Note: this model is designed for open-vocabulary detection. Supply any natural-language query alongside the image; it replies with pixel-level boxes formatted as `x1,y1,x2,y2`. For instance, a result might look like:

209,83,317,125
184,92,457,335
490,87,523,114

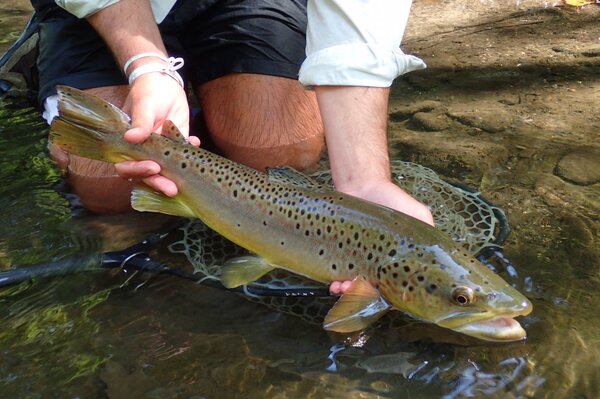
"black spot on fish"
404,266,410,273
181,162,187,169
319,249,324,256
250,194,256,200
392,272,398,278
348,263,355,270
408,286,414,292
402,281,408,287
164,150,170,156
388,249,396,257
408,244,415,249
417,275,424,282
332,264,337,270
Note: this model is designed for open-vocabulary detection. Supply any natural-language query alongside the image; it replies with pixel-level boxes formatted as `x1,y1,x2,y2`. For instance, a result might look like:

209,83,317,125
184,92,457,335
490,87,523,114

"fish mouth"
452,316,527,342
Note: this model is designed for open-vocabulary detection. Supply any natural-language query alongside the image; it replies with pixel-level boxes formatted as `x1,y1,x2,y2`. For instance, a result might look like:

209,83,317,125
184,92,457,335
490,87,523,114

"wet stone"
446,109,514,133
409,111,452,132
555,150,600,186
389,100,445,121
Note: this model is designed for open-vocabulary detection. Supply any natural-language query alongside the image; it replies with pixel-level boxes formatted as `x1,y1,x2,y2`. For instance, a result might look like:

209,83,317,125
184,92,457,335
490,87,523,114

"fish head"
377,243,532,342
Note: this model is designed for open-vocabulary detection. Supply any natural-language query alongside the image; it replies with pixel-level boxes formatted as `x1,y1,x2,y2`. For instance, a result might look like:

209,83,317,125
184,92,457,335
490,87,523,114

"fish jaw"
453,316,527,342
437,298,532,342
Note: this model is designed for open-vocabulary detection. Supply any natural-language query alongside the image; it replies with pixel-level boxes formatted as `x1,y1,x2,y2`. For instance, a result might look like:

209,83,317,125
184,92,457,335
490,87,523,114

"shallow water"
1,1,599,398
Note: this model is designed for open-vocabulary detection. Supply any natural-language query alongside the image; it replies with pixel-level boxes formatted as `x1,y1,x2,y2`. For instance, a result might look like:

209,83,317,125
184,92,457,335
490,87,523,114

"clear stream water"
1,1,599,398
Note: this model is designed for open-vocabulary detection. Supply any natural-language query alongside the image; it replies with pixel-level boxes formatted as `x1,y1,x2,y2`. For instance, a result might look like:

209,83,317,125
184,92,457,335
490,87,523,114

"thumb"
124,102,157,144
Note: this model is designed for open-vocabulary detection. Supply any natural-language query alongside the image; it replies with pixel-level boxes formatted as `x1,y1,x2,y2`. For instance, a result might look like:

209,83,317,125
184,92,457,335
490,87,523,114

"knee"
64,155,134,214
197,73,324,172
210,133,325,172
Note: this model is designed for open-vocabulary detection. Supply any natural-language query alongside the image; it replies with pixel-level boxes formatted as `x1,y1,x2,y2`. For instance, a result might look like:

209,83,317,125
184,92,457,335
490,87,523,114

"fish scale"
49,86,532,342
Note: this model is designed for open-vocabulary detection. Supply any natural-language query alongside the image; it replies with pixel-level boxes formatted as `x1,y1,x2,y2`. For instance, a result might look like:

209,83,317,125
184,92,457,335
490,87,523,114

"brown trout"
50,86,532,342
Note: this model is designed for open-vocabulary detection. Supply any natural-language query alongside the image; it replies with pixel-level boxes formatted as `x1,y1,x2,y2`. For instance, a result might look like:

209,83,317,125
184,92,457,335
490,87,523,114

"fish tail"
49,86,132,163
49,117,127,163
54,85,131,133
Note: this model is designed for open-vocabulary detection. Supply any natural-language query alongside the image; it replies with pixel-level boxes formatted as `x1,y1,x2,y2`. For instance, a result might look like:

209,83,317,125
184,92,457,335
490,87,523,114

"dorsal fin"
267,166,325,190
161,120,187,143
56,85,130,133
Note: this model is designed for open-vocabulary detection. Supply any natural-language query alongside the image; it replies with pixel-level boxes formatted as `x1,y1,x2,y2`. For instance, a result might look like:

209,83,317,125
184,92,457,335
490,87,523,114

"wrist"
126,55,185,88
123,52,168,75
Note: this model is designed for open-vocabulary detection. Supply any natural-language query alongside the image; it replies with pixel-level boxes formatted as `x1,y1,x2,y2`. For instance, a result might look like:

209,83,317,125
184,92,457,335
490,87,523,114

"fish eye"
452,286,475,306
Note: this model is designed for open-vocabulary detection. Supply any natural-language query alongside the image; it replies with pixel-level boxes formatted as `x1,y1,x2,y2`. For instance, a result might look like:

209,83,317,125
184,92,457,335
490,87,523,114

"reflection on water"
1,0,600,398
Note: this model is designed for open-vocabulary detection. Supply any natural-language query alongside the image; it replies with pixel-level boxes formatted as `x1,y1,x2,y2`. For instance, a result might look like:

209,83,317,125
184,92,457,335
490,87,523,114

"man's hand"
338,178,434,226
86,0,200,197
114,72,200,196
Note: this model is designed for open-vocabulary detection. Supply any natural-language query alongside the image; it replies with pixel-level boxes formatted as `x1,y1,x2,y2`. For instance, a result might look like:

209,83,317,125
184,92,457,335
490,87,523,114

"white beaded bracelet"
123,52,168,75
127,57,185,88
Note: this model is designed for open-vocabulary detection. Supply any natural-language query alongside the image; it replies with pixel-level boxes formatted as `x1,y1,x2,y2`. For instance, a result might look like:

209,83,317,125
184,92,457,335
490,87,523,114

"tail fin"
55,85,130,134
49,117,117,162
49,86,133,163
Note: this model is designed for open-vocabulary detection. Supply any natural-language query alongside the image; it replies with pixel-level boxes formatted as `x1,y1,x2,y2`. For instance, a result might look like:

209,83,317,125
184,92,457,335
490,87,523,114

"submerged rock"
409,111,452,131
389,100,445,121
555,150,600,186
390,131,509,179
446,108,515,133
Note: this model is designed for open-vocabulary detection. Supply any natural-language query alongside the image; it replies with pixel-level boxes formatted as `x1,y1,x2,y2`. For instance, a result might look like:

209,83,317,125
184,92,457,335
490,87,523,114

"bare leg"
196,73,324,172
49,85,135,214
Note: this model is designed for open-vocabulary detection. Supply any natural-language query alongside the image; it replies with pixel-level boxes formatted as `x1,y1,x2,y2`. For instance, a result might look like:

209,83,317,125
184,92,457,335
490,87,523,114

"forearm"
316,85,435,226
87,0,167,73
315,86,391,190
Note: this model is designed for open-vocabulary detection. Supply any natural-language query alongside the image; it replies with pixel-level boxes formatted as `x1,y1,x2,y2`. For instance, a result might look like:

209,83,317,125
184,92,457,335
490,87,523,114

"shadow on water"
1,0,600,398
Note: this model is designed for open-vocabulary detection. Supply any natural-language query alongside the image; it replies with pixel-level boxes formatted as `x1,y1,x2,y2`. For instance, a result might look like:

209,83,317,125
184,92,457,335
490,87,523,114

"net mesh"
168,161,508,325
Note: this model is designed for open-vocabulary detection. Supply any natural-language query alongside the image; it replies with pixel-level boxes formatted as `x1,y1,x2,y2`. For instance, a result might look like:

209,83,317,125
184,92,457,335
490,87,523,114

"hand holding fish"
115,72,201,196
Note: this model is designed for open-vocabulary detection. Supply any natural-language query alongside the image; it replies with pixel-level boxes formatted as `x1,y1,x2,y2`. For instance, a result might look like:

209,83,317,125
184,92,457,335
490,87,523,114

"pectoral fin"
131,186,196,218
221,256,275,288
323,276,391,333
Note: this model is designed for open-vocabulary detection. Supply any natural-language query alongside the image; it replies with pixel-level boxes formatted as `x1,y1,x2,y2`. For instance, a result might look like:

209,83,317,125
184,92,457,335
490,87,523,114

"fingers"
125,97,157,144
329,280,354,296
115,160,161,178
142,174,178,197
187,135,201,147
115,161,179,196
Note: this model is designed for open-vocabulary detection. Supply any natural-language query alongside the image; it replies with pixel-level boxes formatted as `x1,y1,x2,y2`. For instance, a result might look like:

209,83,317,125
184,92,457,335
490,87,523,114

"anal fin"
131,186,196,218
